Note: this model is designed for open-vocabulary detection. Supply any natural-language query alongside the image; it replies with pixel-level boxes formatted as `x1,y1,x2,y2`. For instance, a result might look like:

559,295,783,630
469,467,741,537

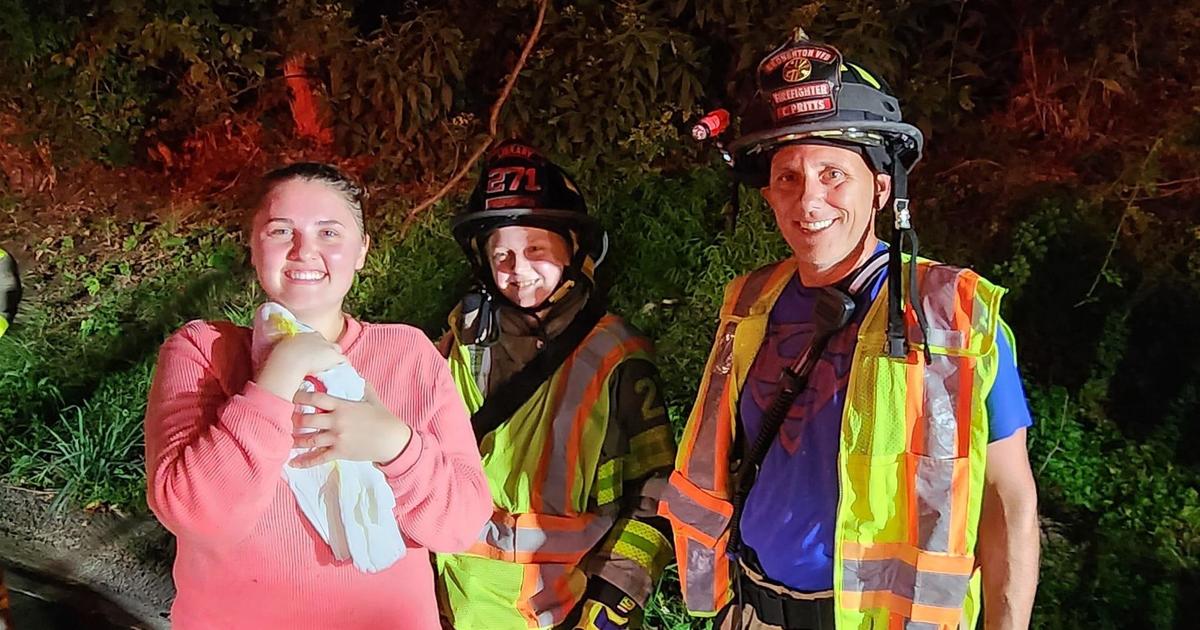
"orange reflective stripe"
905,358,924,545
681,536,731,613
659,473,733,543
681,322,736,490
515,564,581,628
953,271,977,456
564,336,651,509
467,511,615,564
534,316,645,515
731,262,793,317
722,274,751,317
841,542,974,574
684,261,790,490
840,590,962,626
672,262,796,615
948,458,970,556
951,273,978,557
713,383,734,492
518,564,542,627
843,556,972,609
531,353,579,514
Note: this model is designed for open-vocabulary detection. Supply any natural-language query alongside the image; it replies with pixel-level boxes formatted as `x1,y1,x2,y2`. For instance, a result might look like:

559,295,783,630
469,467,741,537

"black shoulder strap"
470,298,607,443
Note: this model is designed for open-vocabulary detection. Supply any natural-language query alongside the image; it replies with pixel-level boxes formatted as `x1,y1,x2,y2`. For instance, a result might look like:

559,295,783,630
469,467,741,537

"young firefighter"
436,141,676,630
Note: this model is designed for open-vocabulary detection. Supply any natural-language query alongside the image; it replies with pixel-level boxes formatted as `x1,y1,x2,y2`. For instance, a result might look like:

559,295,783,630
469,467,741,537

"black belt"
738,576,835,630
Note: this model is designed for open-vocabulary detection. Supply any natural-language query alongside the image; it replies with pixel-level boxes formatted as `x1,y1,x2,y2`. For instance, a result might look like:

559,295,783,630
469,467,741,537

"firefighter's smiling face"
761,143,891,278
486,226,572,309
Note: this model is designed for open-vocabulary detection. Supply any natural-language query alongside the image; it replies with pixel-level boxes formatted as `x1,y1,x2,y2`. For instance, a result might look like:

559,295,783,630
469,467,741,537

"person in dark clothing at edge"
435,140,677,630
659,29,1040,630
1,246,21,630
0,247,18,338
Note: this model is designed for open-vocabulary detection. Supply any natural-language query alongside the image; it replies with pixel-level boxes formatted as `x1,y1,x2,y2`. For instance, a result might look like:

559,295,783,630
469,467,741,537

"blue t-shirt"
738,268,1032,592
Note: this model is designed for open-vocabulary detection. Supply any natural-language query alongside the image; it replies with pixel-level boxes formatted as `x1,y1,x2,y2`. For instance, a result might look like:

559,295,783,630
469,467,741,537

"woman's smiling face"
250,178,369,319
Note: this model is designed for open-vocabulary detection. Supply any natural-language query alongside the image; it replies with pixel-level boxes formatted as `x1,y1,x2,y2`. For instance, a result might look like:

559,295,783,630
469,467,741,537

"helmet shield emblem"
757,42,843,125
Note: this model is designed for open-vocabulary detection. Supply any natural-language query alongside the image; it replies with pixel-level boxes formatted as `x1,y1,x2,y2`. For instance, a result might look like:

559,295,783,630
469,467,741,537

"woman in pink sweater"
144,163,492,629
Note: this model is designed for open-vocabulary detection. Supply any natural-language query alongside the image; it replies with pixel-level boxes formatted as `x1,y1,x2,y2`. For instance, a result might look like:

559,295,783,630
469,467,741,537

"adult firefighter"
436,140,676,630
659,30,1039,630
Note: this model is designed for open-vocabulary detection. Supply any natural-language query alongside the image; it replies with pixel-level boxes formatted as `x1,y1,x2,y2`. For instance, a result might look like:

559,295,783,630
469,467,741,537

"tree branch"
401,0,549,233
1075,138,1162,307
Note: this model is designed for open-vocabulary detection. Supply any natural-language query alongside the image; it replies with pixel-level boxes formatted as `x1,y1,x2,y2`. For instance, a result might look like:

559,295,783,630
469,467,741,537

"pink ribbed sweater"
144,317,492,629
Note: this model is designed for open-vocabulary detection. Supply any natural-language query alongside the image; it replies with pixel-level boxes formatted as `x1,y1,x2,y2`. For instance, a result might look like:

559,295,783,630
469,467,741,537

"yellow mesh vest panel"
834,261,1004,630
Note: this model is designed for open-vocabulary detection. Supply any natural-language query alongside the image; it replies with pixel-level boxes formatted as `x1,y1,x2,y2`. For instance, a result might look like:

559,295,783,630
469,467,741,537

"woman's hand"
289,383,414,467
255,332,347,400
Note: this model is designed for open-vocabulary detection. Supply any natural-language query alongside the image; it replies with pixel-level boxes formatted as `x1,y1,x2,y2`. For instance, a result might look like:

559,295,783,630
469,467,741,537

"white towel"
251,302,407,573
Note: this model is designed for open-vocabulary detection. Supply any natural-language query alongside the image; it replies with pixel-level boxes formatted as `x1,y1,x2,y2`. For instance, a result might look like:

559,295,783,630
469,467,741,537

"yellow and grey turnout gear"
0,247,19,338
436,304,676,629
660,257,1007,629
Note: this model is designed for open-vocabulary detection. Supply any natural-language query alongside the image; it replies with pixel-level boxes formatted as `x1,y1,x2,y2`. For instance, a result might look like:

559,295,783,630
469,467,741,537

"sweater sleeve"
144,321,296,546
377,334,492,553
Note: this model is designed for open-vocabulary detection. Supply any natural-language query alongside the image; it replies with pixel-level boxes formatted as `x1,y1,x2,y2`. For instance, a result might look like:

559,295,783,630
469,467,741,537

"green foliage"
0,0,1000,171
1,0,277,164
281,3,478,175
0,210,255,506
499,0,708,170
348,204,470,332
997,192,1200,628
25,363,153,511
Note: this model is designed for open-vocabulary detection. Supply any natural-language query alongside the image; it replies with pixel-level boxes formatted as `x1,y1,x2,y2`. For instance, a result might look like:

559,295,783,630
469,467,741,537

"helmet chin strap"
885,160,933,364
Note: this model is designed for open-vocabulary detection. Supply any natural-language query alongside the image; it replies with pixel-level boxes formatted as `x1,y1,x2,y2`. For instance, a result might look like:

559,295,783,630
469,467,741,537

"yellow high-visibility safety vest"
659,257,1005,629
438,314,667,629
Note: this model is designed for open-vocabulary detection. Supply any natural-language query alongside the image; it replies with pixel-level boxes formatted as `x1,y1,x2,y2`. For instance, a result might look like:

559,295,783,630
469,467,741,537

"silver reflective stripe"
689,323,736,491
843,558,969,608
541,319,631,514
905,622,942,630
921,355,960,459
660,482,730,540
475,346,491,394
913,327,964,350
686,263,786,490
914,265,969,351
913,570,971,609
685,537,717,612
844,557,914,600
915,455,956,553
476,512,615,559
972,292,991,337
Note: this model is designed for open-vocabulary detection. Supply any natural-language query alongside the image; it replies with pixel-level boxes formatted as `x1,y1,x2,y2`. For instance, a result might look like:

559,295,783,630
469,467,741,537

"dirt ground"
0,485,173,629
